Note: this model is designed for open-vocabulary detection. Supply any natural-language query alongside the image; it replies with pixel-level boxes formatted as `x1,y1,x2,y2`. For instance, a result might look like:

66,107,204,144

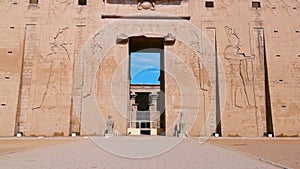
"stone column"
129,93,137,128
149,93,158,128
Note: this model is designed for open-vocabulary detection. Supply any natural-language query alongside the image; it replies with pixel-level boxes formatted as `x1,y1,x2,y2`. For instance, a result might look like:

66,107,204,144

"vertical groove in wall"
161,39,165,135
205,27,217,136
14,27,27,135
215,29,222,136
251,27,260,137
15,25,37,136
263,30,274,135
70,25,86,135
69,98,74,136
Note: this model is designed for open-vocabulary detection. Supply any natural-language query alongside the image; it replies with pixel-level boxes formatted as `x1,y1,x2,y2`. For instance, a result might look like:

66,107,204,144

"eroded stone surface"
0,0,299,137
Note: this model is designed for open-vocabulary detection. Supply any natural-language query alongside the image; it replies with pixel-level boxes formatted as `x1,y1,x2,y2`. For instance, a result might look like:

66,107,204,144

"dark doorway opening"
135,92,151,131
141,130,151,135
136,92,150,111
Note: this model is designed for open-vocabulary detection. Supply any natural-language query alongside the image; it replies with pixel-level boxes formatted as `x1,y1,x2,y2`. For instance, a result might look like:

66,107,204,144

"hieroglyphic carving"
265,0,294,16
82,33,104,98
197,57,208,91
17,25,38,134
33,27,70,109
182,31,205,89
49,0,71,18
0,0,16,13
210,0,234,16
48,27,70,60
224,26,254,109
189,29,202,56
279,0,293,16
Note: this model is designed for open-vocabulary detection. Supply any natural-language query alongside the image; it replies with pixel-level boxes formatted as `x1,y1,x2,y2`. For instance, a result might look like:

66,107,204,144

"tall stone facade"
0,0,299,137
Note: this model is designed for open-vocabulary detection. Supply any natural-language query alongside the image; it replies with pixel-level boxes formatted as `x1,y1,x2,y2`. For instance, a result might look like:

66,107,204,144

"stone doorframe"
73,14,226,136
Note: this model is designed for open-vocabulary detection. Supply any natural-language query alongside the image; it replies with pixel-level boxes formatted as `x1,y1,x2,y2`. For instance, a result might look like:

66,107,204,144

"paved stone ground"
0,137,284,169
208,138,299,169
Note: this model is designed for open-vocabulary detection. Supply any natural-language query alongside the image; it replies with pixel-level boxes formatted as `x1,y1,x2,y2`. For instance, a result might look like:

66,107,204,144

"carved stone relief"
33,27,71,110
49,0,71,18
223,26,254,109
137,0,155,10
74,18,221,136
0,0,16,13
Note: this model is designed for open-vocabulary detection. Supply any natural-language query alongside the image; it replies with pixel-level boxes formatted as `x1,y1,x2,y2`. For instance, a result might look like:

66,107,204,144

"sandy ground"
0,137,76,154
208,138,300,169
0,137,278,169
0,137,299,168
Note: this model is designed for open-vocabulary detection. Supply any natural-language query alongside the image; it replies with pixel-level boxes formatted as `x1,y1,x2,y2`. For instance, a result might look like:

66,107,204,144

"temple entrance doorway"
127,36,165,136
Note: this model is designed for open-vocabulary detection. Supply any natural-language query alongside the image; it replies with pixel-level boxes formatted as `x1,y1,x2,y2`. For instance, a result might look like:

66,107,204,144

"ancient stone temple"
0,0,299,137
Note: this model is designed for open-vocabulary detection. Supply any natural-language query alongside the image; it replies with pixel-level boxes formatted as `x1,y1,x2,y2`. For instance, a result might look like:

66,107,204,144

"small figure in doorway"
178,112,185,135
106,115,114,135
174,112,187,137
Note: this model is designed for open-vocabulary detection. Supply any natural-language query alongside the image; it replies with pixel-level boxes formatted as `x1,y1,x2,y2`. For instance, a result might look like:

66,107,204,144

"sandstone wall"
0,0,299,137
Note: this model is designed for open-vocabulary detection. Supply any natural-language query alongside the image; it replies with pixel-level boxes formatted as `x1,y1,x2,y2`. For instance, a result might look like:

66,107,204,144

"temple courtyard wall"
0,0,299,137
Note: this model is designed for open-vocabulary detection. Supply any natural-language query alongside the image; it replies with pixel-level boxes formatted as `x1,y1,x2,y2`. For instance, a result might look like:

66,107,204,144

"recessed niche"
5,76,10,80
8,51,13,54
278,79,284,82
281,105,287,108
271,6,276,9
205,1,214,8
273,30,278,33
0,103,6,107
298,55,300,57
9,26,15,29
252,1,261,8
276,54,280,57
29,0,38,4
295,30,300,33
293,7,297,10
76,24,86,27
78,0,87,5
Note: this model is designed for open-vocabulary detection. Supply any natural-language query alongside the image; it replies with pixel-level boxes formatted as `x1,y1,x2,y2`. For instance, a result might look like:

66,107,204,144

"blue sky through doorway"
130,52,160,84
